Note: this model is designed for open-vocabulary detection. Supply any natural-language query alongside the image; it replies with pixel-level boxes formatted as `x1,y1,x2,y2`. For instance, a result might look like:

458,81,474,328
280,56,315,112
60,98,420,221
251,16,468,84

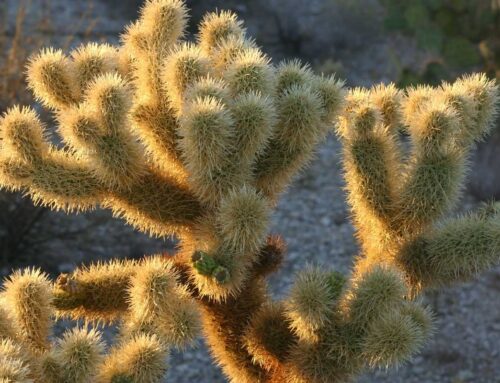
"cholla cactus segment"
70,43,121,93
230,92,276,164
38,353,65,383
198,10,245,55
0,355,32,383
1,268,52,352
0,106,48,165
398,206,500,290
26,48,79,109
285,266,338,342
153,295,200,348
1,0,499,382
128,257,179,321
98,333,169,383
406,101,459,151
454,73,499,140
210,35,257,75
243,302,295,372
162,43,210,113
216,186,270,256
274,60,314,96
138,0,187,52
0,339,32,383
127,257,201,348
254,84,326,198
344,266,407,331
52,259,137,323
52,327,105,383
0,306,16,341
369,83,403,130
178,95,238,205
0,338,29,365
362,309,428,368
224,48,274,96
313,74,346,123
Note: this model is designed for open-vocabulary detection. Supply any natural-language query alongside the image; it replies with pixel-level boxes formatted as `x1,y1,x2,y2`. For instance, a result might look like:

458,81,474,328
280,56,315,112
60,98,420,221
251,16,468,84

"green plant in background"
382,0,500,86
0,0,499,382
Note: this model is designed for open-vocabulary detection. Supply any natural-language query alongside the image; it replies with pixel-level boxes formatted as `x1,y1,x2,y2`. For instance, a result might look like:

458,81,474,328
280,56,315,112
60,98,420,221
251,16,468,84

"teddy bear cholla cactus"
339,79,500,292
0,0,499,382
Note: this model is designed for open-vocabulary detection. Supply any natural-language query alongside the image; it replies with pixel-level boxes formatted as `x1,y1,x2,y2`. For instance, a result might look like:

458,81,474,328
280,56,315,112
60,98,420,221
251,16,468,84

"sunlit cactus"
337,75,500,294
0,0,499,382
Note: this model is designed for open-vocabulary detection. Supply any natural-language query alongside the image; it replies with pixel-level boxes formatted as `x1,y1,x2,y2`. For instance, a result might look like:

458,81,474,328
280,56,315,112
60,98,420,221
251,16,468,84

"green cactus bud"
192,251,218,276
212,266,230,284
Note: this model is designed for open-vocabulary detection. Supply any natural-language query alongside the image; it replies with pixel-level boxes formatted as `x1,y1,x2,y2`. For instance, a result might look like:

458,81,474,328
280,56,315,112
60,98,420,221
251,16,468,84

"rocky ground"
1,0,499,382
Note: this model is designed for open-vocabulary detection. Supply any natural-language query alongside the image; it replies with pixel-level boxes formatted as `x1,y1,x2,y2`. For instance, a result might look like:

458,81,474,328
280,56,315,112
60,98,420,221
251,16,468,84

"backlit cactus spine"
0,1,499,382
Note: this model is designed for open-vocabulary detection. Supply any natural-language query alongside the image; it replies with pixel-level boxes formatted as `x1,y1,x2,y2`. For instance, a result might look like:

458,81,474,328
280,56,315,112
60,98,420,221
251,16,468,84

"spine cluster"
0,261,195,382
0,1,499,382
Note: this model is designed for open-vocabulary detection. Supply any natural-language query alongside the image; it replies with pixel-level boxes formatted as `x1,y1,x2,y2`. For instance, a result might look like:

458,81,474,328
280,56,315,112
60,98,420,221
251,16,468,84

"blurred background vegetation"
380,0,500,201
382,0,499,86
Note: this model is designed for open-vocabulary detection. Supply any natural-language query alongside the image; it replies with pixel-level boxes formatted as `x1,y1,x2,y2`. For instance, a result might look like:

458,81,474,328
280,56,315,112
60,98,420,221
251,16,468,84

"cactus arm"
254,82,326,199
123,0,188,176
50,328,104,383
104,169,203,237
397,204,500,292
96,333,169,383
0,110,202,236
392,76,499,236
52,260,138,323
253,65,344,201
336,87,402,257
0,269,53,353
391,92,466,236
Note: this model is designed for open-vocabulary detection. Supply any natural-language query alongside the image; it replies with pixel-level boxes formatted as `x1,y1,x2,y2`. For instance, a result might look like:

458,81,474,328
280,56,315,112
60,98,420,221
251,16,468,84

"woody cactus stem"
0,1,499,382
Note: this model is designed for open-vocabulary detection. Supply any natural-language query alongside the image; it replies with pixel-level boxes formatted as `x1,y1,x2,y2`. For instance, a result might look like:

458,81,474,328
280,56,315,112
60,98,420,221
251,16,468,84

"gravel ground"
3,1,500,382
